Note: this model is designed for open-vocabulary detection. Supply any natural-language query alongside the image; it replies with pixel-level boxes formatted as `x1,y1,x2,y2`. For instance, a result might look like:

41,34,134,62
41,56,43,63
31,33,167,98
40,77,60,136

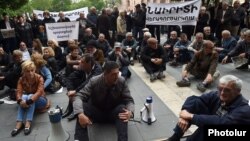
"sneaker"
150,74,157,82
169,61,179,67
176,79,191,87
157,71,166,79
0,100,4,104
197,82,207,92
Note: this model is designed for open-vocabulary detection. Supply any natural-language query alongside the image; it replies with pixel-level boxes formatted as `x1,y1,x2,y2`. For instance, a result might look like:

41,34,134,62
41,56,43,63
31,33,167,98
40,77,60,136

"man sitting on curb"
163,75,250,141
176,40,219,92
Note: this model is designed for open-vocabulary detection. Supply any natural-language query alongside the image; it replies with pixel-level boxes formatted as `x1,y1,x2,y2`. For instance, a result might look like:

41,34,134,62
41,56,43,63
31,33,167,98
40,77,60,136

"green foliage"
0,0,29,10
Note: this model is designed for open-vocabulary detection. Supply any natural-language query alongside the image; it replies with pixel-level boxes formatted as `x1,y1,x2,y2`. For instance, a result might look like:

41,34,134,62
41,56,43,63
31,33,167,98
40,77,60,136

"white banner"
146,0,201,25
33,7,88,21
45,21,79,42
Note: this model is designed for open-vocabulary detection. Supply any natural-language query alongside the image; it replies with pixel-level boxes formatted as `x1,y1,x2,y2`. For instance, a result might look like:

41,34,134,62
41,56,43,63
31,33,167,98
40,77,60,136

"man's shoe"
130,60,134,65
0,100,4,104
197,82,207,92
24,126,32,135
176,79,191,87
67,113,76,121
157,72,166,79
150,74,157,82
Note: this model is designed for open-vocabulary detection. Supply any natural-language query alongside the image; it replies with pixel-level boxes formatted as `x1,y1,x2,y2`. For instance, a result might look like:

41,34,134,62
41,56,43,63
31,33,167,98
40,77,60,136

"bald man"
141,37,166,82
176,40,219,92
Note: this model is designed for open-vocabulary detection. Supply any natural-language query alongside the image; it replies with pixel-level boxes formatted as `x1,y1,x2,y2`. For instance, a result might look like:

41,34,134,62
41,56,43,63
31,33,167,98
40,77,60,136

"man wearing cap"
141,37,166,82
108,42,131,80
122,32,138,65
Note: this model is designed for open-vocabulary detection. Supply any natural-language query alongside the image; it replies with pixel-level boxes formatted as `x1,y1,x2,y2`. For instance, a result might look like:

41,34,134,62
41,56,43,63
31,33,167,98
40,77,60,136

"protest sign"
45,21,79,41
0,29,15,38
146,0,201,25
33,7,88,21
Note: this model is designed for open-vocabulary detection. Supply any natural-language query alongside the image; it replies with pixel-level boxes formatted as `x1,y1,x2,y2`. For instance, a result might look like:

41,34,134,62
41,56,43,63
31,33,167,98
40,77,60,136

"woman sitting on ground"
11,60,49,136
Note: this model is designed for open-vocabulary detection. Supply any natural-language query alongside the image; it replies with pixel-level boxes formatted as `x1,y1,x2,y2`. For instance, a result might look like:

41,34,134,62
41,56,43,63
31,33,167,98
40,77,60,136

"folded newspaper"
231,56,248,69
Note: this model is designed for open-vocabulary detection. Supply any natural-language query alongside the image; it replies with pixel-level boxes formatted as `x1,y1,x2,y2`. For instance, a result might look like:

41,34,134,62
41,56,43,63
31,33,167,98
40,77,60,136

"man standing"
73,61,135,141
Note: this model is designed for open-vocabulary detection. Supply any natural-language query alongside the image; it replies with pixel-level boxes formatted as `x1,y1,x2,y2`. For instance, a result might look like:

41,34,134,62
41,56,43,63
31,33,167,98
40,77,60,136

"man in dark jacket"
164,75,250,141
108,42,131,80
176,40,219,92
141,37,166,82
63,53,103,120
73,61,134,141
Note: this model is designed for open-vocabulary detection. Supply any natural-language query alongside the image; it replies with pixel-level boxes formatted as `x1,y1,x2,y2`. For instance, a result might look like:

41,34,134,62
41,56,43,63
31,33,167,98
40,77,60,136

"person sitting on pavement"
96,33,112,58
222,29,250,70
65,45,81,77
137,31,152,62
108,42,131,80
187,32,205,59
163,75,250,141
62,53,103,121
169,33,191,66
79,28,97,52
0,46,11,71
122,32,138,65
11,60,50,137
176,40,219,92
31,53,54,92
73,61,135,141
0,50,24,100
203,26,218,45
215,30,237,62
141,37,166,82
19,42,31,61
163,31,179,62
85,39,105,66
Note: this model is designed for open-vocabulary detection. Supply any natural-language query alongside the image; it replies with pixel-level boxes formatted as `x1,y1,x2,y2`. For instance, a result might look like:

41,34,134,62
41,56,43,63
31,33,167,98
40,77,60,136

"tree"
0,0,29,10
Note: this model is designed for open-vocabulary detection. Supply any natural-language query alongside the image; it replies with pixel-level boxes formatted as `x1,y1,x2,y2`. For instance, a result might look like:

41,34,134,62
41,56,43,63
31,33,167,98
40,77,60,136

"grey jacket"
73,74,135,115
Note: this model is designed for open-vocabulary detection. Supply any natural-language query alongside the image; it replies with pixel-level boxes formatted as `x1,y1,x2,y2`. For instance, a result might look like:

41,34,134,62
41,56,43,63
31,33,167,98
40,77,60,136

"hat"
114,42,122,48
86,40,97,48
135,4,141,8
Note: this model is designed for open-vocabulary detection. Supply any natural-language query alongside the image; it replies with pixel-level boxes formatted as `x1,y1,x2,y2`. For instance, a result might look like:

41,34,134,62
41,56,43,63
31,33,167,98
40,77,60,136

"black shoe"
130,60,134,65
0,100,4,104
157,72,166,79
176,79,191,87
197,82,207,92
11,123,24,137
150,74,157,82
62,110,71,118
169,61,179,67
67,113,76,121
24,126,32,135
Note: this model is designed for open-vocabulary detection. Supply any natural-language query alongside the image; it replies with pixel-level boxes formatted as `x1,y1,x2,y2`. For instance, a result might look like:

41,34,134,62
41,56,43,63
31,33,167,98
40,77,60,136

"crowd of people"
0,1,250,141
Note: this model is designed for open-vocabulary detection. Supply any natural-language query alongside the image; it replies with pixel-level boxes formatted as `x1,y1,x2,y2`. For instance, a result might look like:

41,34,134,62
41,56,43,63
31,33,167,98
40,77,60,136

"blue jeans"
16,94,47,122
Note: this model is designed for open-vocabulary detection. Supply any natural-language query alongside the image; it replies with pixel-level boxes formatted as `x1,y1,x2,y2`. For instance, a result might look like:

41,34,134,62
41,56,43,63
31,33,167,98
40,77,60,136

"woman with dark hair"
32,38,43,55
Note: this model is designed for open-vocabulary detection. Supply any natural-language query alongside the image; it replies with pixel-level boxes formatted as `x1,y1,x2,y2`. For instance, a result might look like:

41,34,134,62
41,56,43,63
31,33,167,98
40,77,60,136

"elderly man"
62,53,103,120
215,30,237,62
222,29,250,69
176,40,219,92
163,31,179,62
122,32,138,65
73,61,135,141
108,42,131,80
187,32,205,58
141,37,166,82
164,75,250,141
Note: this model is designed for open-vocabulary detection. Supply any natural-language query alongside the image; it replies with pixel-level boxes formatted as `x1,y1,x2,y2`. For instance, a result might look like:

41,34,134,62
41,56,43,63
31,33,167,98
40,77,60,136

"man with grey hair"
163,31,179,62
222,29,250,69
122,32,138,65
164,75,250,141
